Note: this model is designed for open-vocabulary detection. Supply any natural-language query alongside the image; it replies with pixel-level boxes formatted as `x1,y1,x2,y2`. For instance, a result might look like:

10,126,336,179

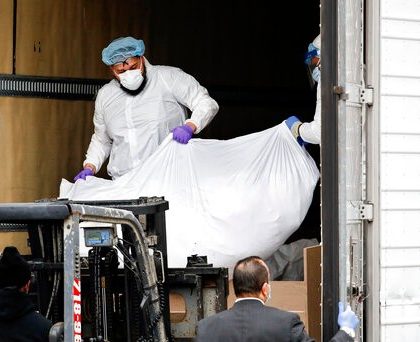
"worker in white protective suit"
74,36,219,181
285,34,321,145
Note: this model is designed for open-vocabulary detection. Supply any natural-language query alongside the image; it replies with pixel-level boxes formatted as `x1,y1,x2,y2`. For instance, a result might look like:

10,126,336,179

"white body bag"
60,122,319,273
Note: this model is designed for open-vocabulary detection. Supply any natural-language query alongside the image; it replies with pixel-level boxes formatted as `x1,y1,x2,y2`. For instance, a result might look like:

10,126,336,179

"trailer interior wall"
0,0,148,204
0,0,322,241
146,0,322,243
378,0,420,339
0,4,325,321
0,0,13,73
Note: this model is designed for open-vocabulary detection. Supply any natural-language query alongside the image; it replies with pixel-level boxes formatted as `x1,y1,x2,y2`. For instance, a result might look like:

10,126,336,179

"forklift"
0,198,228,341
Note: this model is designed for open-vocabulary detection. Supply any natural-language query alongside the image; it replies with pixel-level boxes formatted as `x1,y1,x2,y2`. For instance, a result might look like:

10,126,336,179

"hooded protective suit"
299,34,321,144
84,57,219,179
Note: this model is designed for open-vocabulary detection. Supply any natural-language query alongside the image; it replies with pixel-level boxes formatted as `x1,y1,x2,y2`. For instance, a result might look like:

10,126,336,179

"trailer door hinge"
347,201,374,221
360,202,374,221
360,86,374,106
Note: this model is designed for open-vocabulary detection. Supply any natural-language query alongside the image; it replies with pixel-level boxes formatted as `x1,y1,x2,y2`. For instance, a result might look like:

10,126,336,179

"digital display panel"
84,228,113,247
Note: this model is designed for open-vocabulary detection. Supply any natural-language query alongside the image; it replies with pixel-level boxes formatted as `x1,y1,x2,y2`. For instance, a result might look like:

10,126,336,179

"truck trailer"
0,0,419,341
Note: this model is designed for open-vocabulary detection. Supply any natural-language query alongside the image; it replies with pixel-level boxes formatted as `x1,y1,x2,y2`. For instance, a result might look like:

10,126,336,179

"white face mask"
312,66,320,83
265,283,272,303
119,69,144,90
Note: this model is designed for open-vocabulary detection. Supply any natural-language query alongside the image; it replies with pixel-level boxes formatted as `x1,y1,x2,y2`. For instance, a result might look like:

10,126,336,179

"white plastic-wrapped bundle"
60,122,319,272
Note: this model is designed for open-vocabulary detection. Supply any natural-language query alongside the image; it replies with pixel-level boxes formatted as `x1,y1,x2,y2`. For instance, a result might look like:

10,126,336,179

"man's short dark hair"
233,256,268,297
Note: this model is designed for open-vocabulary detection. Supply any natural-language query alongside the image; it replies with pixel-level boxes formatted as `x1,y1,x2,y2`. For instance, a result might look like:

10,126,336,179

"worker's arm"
289,315,315,342
83,94,112,173
170,68,219,134
298,80,321,144
330,302,358,342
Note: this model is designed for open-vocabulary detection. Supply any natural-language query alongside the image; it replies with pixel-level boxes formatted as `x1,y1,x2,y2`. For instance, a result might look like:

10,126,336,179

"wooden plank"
15,0,149,78
0,97,94,202
169,291,187,323
304,245,322,341
0,0,13,73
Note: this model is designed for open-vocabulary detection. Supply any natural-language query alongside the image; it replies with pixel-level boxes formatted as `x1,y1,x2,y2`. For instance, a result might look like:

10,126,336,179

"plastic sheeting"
265,238,319,281
60,122,319,272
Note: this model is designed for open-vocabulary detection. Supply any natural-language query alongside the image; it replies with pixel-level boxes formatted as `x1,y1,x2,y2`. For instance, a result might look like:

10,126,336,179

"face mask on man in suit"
262,282,271,303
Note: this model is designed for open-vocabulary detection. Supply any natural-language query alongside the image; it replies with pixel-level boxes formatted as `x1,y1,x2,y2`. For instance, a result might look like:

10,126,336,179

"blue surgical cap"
102,37,145,66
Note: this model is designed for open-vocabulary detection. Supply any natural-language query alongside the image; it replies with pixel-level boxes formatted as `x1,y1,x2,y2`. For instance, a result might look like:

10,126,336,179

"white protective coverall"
84,58,219,179
299,79,321,144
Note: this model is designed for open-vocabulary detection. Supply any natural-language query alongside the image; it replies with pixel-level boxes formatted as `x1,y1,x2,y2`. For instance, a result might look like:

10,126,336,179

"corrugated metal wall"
0,0,148,252
380,0,420,339
0,0,149,204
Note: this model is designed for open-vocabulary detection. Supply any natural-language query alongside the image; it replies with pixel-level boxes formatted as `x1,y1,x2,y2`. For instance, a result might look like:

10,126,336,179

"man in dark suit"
0,246,52,342
196,256,359,342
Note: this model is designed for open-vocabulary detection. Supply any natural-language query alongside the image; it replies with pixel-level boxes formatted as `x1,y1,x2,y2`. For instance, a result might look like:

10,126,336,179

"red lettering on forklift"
73,278,82,341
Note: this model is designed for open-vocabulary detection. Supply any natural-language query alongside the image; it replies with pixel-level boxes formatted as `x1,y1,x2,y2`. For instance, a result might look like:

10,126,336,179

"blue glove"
285,115,305,146
338,302,360,330
73,168,94,182
172,124,194,144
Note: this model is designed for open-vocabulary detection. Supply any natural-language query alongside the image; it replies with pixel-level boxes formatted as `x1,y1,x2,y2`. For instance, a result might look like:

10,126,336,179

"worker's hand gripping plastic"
73,168,94,182
337,302,360,330
285,116,305,147
172,124,193,144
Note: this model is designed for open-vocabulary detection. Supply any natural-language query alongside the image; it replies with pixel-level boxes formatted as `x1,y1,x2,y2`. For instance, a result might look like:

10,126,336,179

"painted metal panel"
381,211,420,248
380,0,420,339
382,0,420,20
334,0,366,339
0,0,13,73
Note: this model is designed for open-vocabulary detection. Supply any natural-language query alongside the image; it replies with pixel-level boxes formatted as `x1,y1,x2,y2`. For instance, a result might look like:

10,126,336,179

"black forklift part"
0,199,168,341
0,198,229,342
168,267,228,340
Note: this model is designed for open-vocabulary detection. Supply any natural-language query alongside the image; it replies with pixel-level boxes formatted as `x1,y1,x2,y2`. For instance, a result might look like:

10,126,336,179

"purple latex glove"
73,168,94,182
172,124,194,144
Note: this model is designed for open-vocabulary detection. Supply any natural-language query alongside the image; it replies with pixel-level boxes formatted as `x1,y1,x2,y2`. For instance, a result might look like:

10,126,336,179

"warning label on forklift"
73,278,82,341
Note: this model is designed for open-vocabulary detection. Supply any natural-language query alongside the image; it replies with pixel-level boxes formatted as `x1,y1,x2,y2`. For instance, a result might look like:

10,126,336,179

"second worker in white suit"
286,34,321,145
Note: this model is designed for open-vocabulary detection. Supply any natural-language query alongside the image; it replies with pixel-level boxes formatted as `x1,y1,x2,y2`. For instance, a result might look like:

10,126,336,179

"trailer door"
321,0,367,340
365,0,420,340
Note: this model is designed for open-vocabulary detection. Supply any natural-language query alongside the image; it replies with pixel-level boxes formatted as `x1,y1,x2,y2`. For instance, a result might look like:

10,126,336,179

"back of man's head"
0,246,31,289
233,256,269,297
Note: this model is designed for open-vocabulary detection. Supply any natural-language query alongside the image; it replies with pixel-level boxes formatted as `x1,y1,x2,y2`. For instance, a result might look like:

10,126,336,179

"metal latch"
360,87,374,105
147,235,158,246
333,85,349,101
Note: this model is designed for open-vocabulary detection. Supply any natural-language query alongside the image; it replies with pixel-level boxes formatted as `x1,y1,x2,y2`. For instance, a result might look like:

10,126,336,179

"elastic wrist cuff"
84,164,96,173
185,119,200,133
290,122,302,139
340,327,355,338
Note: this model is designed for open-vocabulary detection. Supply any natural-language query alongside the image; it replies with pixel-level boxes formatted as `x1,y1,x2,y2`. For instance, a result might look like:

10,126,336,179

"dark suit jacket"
196,299,353,342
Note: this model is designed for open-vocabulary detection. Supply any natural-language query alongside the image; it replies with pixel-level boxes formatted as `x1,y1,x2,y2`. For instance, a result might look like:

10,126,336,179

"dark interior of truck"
145,1,321,243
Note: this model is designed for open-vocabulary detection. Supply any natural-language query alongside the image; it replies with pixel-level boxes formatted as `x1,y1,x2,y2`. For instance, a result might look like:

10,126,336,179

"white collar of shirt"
234,297,265,305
